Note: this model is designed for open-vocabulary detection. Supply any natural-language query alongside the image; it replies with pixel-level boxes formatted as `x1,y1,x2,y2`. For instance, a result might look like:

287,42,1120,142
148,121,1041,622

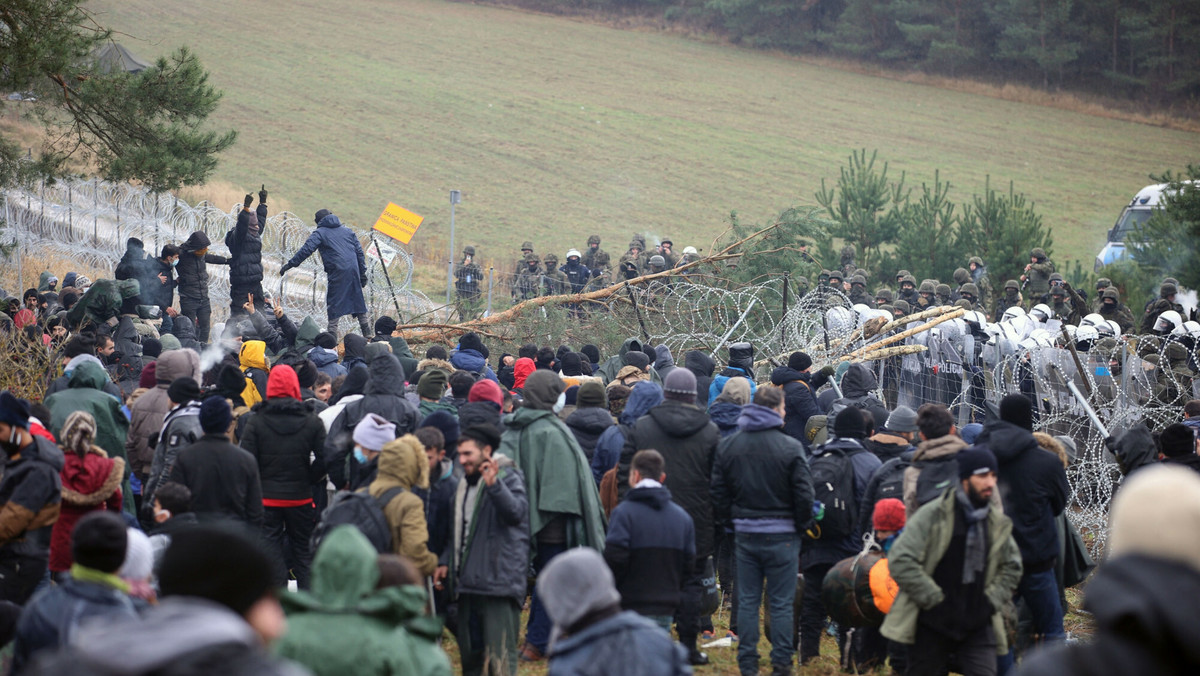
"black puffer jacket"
239,397,326,501
225,204,268,294
684,350,715,407
711,404,813,531
323,353,419,488
770,366,824,448
142,257,176,310
564,407,614,462
975,419,1068,567
177,231,228,306
620,400,719,558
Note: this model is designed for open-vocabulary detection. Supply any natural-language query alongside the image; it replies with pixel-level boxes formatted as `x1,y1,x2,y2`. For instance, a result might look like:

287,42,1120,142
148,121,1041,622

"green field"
93,0,1199,273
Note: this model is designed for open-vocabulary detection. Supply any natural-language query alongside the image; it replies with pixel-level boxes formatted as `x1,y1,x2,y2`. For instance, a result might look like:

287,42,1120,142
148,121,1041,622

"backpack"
311,486,407,554
809,444,861,540
872,457,910,506
912,457,959,509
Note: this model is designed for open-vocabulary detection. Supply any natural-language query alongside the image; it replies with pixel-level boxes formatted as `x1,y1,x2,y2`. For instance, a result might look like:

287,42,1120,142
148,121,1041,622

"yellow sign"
372,202,424,244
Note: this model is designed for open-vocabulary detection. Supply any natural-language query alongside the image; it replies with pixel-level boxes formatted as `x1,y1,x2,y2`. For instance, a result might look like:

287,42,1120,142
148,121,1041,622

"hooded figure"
368,435,438,577
48,412,125,574
683,350,716,407
324,353,419,490
830,363,890,432
45,361,132,479
225,195,269,315
708,342,757,403
451,332,500,383
170,315,202,351
596,338,644,384
591,381,663,484
275,526,449,676
342,334,368,373
281,210,369,336
177,230,228,343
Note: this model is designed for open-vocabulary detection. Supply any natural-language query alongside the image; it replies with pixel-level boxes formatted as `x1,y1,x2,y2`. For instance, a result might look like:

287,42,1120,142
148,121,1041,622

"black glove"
259,184,268,204
280,263,294,275
243,193,254,208
360,274,368,288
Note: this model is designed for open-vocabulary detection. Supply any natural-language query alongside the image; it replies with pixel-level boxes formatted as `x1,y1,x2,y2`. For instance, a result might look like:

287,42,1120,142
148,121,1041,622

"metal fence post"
485,266,494,317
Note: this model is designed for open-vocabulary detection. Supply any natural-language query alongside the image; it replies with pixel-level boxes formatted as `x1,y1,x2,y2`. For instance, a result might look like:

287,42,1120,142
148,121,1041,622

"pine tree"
814,149,909,279
956,178,1054,288
1126,165,1200,290
882,171,965,283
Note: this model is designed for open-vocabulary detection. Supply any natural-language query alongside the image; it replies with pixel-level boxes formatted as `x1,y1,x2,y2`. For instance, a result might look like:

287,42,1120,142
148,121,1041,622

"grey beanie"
885,405,919,433
535,548,622,641
352,413,396,452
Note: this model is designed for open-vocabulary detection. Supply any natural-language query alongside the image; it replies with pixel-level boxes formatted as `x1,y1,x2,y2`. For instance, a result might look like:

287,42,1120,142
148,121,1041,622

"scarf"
955,486,990,585
70,563,132,593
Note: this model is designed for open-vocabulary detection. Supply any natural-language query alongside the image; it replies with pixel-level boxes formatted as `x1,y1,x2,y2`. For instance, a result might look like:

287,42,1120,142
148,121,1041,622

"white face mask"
552,391,567,414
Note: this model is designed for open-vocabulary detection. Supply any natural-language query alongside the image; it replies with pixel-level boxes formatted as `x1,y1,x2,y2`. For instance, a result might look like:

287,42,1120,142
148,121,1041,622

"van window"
1110,208,1154,242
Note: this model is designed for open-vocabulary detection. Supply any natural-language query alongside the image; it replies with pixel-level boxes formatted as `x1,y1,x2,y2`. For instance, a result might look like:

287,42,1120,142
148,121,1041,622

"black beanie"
142,338,162,360
167,377,203,405
158,525,275,616
833,406,868,439
624,350,651,372
581,344,601,365
375,316,398,336
459,332,486,356
294,359,318,389
560,351,583,377
788,351,812,372
314,332,337,350
1160,423,1197,458
72,511,128,573
314,208,332,224
999,394,1033,431
199,395,233,434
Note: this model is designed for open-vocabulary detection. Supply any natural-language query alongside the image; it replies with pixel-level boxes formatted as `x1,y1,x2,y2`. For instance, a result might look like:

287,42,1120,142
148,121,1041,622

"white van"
1096,181,1196,272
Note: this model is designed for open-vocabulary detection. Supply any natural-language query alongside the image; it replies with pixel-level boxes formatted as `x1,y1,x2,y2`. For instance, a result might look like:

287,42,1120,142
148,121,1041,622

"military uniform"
581,235,605,270
934,283,952,307
1022,247,1054,297
995,281,1023,319
898,275,919,308
957,283,983,312
617,240,644,278
1092,278,1112,314
1141,283,1185,334
658,237,679,268
839,245,857,280
968,257,993,313
541,253,569,296
848,275,874,308
1097,287,1136,334
585,251,614,292
513,253,542,301
455,246,482,301
513,241,535,279
1049,284,1088,326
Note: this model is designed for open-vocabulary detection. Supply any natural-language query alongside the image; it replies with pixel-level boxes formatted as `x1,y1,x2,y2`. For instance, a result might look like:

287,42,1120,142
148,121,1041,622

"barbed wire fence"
1,178,434,331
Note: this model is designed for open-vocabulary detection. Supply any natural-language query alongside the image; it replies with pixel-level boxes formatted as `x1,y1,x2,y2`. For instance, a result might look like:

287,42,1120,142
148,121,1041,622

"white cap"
566,249,581,259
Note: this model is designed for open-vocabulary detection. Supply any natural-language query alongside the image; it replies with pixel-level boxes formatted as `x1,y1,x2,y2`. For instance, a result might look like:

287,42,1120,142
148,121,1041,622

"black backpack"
809,444,861,540
311,486,406,554
872,457,911,506
912,457,959,508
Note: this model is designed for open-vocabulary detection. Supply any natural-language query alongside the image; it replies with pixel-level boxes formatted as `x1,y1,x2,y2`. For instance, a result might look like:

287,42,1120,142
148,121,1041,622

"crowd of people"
0,222,1198,676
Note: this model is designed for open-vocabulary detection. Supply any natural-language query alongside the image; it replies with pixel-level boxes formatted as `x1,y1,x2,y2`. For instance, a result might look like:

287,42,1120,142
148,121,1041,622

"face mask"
170,259,179,267
552,391,567,414
2,426,21,456
353,446,368,464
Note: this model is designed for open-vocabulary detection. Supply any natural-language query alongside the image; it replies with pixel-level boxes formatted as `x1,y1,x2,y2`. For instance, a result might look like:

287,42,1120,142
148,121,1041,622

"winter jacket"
707,401,742,438
48,447,123,572
449,348,499,383
596,337,645,384
45,361,131,469
880,487,1023,655
604,485,696,616
683,350,715,407
620,400,719,558
903,434,967,516
975,419,1069,567
653,345,679,382
275,527,450,676
122,349,199,475
858,450,915,536
13,575,139,672
499,407,607,553
108,315,145,394
240,370,326,502
142,400,203,520
171,315,203,351
708,365,756,404
114,240,151,292
0,436,63,557
307,347,346,378
414,459,458,562
169,434,264,529
368,435,438,576
226,203,269,295
864,432,914,464
342,334,368,373
285,214,368,316
23,597,308,676
142,257,177,310
831,364,890,431
712,403,814,534
451,454,530,603
177,230,227,307
591,382,662,483
44,355,123,401
802,436,881,567
324,353,418,489
770,366,825,448
546,610,692,676
1019,554,1200,676
565,407,614,462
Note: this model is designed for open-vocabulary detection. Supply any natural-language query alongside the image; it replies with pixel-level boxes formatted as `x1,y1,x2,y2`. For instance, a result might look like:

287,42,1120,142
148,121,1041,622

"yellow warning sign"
372,202,424,244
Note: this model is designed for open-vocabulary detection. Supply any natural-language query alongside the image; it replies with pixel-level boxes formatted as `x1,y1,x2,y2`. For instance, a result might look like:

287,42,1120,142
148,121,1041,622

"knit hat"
314,332,337,350
536,548,622,637
314,208,332,224
0,391,29,431
872,498,907,532
353,413,396,452
266,365,301,400
1109,465,1200,575
158,525,275,616
999,393,1033,431
623,350,650,372
293,359,318,389
120,528,154,582
580,344,601,365
374,316,398,336
577,381,607,408
560,351,583,377
1159,423,1197,458
72,511,128,574
662,369,697,403
139,363,158,390
523,369,565,411
167,377,203,405
159,334,182,352
960,422,983,445
420,410,460,450
885,405,919,433
833,407,867,439
459,332,488,359
61,410,97,455
468,379,504,407
788,351,812,372
417,369,448,400
957,445,998,480
142,338,162,359
199,396,233,434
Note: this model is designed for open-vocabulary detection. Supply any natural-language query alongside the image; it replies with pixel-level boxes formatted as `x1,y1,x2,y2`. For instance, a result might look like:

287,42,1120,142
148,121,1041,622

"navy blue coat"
286,214,368,317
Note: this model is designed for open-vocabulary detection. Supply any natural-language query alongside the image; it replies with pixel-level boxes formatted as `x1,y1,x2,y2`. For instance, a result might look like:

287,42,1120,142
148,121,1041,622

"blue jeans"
1016,568,1065,641
525,542,568,652
735,532,800,674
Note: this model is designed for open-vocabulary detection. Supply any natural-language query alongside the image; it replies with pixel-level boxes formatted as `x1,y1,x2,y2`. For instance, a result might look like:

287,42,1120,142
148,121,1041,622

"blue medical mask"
552,391,567,414
353,446,368,464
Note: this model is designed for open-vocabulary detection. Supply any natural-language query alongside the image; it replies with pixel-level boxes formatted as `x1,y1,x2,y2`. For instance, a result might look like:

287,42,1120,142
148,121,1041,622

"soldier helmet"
960,283,979,297
875,288,893,303
660,236,673,246
1163,277,1180,287
878,304,895,316
524,252,539,263
648,255,666,267
1031,247,1047,259
628,240,642,251
463,245,476,256
901,275,917,286
1096,278,1111,289
544,253,558,264
1166,341,1189,366
521,241,534,251
893,300,911,314
1101,287,1120,302
828,270,844,282
1161,282,1178,298
682,246,698,256
1004,280,1020,291
566,248,582,259
796,276,809,286
919,281,936,294
819,269,831,280
1049,272,1064,283
1050,285,1066,297
595,251,611,266
896,269,911,280
841,244,856,256
954,299,972,310
851,275,866,287
968,256,984,267
587,235,600,246
935,283,951,297
953,268,970,285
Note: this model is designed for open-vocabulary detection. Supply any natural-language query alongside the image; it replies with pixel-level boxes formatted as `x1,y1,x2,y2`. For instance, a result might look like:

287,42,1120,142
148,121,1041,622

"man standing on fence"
177,230,227,343
226,189,270,319
281,209,370,337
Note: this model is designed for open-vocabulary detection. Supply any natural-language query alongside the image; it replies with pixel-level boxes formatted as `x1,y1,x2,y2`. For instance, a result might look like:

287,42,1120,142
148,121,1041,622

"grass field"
88,0,1199,278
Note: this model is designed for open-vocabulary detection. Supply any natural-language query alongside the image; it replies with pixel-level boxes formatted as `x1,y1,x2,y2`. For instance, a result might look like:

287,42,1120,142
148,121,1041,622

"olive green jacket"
880,487,1023,654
